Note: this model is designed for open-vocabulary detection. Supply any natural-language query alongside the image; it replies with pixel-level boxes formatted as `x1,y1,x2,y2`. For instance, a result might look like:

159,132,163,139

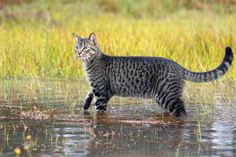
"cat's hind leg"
155,93,187,118
155,78,187,118
168,97,187,118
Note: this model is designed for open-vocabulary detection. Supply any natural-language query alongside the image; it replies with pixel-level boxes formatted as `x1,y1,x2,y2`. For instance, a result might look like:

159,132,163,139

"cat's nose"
78,51,84,57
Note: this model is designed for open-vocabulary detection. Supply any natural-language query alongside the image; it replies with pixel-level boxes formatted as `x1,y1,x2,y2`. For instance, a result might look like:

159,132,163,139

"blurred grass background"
0,0,235,79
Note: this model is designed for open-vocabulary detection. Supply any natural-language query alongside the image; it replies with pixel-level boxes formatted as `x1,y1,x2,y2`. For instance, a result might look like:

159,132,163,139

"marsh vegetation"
0,0,235,79
0,0,236,156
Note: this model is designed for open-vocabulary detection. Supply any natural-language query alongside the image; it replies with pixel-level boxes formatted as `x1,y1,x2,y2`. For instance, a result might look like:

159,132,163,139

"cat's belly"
110,79,155,98
114,92,153,98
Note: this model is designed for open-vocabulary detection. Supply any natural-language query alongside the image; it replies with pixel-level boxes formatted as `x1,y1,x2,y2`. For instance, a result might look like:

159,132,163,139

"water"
0,79,236,157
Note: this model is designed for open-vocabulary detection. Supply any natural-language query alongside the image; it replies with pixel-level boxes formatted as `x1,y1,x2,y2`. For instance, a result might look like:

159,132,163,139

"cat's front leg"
95,95,110,112
83,90,94,110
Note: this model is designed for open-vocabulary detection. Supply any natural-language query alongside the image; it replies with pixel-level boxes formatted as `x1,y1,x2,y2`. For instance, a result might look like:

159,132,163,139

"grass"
0,0,235,80
0,2,235,154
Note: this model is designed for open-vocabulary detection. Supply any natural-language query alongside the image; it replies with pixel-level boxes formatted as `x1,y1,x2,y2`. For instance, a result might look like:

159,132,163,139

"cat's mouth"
76,51,90,60
76,51,97,60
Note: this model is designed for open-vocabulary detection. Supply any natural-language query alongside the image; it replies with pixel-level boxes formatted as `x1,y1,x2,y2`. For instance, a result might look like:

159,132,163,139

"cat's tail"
183,47,233,82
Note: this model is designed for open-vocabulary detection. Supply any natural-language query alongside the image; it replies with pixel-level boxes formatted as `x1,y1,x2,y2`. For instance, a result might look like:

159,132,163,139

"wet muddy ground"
0,79,236,157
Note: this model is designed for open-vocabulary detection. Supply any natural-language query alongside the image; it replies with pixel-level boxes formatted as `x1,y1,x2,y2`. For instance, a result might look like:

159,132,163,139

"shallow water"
0,79,236,157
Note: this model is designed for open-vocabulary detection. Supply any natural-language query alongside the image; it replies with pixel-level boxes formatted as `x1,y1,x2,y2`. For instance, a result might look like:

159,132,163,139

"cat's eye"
79,42,86,47
75,46,78,50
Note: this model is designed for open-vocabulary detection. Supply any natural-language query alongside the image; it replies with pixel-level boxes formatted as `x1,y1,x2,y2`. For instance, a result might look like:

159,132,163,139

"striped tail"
183,47,233,82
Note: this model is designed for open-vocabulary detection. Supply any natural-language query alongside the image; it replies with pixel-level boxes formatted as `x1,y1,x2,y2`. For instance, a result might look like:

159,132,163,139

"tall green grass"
0,0,235,79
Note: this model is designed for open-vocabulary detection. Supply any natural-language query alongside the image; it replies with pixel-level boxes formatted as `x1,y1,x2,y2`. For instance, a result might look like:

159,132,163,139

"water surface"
0,79,236,157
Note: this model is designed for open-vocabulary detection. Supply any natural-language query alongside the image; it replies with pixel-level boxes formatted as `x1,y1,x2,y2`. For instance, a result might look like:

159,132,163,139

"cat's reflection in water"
82,111,186,156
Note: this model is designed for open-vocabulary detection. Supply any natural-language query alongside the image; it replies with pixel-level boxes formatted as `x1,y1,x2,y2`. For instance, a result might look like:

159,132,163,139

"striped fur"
73,33,234,118
183,47,233,82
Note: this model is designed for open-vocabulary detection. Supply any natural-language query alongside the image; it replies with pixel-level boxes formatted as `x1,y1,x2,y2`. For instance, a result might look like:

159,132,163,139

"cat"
73,32,233,118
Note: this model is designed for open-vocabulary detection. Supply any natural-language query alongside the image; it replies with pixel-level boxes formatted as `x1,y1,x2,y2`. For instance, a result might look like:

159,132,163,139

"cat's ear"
73,33,81,42
88,32,98,46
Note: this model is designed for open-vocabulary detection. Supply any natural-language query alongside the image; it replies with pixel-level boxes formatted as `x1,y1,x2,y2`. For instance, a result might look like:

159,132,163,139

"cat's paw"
96,105,107,112
83,103,91,110
177,112,187,120
171,110,187,120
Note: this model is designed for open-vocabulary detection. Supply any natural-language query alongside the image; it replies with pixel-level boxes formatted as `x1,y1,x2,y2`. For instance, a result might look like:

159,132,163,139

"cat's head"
73,32,100,61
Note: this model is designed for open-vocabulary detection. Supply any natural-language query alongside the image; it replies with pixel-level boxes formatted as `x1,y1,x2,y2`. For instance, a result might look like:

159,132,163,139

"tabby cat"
73,32,233,118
